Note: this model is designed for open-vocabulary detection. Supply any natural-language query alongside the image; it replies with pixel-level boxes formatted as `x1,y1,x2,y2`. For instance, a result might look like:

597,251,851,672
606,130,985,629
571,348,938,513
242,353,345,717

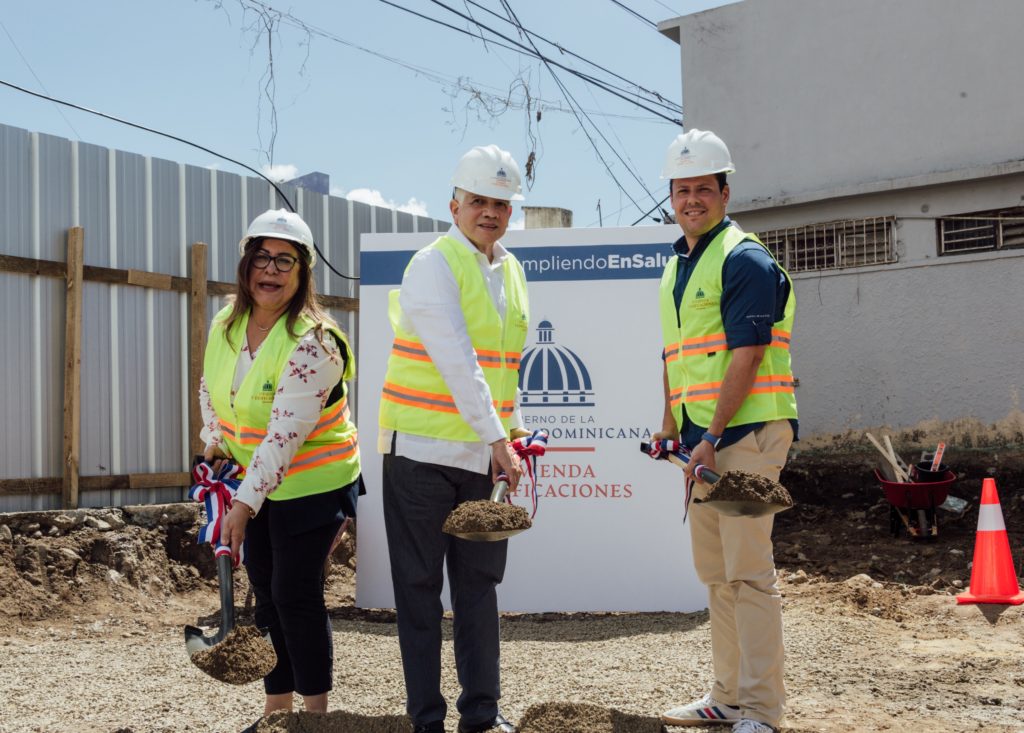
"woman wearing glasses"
198,208,361,726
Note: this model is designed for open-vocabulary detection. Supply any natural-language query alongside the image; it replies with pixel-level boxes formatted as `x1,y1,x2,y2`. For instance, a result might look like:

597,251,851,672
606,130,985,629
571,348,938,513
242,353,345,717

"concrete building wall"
660,0,1024,207
657,0,1024,438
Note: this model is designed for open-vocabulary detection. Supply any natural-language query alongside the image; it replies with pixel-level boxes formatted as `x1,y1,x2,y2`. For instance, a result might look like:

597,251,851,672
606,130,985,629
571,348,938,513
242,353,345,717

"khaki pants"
690,419,793,727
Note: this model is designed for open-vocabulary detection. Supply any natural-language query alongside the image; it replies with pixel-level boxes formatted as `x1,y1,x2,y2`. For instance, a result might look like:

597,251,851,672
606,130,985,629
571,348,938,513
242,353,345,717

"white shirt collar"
447,224,509,265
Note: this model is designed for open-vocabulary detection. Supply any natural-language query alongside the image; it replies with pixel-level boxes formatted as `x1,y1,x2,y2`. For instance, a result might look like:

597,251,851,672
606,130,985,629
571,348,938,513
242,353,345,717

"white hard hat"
451,144,525,201
661,129,735,180
238,208,316,267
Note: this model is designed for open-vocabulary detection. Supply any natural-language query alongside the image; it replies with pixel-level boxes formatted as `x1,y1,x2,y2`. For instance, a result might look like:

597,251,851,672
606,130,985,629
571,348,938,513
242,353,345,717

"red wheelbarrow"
876,465,956,539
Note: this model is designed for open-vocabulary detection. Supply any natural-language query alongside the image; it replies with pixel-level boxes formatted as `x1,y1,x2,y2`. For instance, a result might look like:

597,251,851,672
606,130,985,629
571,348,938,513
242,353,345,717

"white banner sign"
356,225,705,612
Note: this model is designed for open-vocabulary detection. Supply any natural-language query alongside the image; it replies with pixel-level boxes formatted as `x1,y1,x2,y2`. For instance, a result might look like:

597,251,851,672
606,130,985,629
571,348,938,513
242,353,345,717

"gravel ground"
1,568,1022,733
3,434,1024,733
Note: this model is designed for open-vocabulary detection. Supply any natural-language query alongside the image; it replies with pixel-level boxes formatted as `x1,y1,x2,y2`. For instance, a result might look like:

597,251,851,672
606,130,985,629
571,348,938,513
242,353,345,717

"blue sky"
1,0,732,228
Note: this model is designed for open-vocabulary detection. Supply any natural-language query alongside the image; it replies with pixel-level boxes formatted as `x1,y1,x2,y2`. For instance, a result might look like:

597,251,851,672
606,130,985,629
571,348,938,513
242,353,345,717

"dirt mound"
0,505,207,620
255,709,411,732
520,702,665,733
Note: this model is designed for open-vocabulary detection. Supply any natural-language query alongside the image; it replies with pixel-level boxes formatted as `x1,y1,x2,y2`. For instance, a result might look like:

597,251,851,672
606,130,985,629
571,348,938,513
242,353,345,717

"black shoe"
413,722,445,733
457,713,517,733
239,719,262,733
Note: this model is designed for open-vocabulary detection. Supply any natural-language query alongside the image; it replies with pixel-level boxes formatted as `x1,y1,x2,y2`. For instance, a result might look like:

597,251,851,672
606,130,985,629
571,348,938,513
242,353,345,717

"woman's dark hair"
222,237,336,348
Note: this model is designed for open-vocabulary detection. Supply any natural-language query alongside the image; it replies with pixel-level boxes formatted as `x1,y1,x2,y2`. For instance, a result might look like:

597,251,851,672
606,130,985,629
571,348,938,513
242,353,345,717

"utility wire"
458,0,678,111
608,0,658,28
0,78,359,280
379,0,682,123
0,21,82,140
235,0,664,124
496,0,660,220
631,193,671,226
426,0,681,119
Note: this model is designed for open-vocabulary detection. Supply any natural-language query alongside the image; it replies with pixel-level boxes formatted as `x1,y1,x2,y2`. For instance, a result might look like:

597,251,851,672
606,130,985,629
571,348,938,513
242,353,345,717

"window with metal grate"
938,207,1024,255
757,216,897,273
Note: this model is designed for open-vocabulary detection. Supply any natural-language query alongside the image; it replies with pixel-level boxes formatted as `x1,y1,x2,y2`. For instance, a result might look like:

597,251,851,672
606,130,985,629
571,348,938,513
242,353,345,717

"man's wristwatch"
700,431,722,450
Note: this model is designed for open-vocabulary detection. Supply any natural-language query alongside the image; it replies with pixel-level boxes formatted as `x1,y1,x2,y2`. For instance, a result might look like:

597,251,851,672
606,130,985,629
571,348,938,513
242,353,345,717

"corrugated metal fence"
0,122,446,512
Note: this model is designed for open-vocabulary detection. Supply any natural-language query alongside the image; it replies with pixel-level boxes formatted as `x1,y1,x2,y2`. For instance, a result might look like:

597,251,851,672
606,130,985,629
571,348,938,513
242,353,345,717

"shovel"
640,440,792,518
444,473,531,542
184,552,237,656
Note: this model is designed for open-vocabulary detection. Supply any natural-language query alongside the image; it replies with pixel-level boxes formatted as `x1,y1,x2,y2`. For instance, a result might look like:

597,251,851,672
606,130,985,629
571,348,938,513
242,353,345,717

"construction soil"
2,429,1024,733
191,625,277,685
442,500,532,534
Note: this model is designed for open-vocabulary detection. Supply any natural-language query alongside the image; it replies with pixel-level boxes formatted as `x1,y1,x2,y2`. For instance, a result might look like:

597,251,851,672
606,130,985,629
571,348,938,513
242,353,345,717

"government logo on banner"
519,321,595,407
514,320,647,503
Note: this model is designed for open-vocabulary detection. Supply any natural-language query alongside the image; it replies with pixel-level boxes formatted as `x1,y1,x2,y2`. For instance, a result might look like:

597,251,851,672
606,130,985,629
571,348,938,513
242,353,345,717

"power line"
458,0,679,112
496,0,661,221
607,0,657,28
379,0,682,123
0,78,359,280
0,20,82,140
426,0,682,119
234,0,665,124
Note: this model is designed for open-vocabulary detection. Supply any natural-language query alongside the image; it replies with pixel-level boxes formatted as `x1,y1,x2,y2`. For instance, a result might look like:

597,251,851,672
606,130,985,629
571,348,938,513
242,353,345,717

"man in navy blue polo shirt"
654,129,798,733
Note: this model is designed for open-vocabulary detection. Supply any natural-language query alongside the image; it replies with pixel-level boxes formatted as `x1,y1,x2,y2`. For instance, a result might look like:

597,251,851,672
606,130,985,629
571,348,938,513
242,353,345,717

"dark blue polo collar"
671,216,732,260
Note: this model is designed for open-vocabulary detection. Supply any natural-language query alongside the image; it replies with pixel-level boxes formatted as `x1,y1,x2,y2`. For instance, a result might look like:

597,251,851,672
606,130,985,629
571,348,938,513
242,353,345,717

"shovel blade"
444,526,528,542
693,498,792,518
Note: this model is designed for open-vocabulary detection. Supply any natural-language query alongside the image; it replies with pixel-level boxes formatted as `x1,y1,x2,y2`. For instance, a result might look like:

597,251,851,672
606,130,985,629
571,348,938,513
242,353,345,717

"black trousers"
244,482,356,696
382,454,507,728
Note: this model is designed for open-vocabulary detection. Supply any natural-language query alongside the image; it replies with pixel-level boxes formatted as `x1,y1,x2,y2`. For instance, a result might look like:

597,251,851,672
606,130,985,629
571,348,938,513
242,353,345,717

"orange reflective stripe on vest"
220,396,350,446
289,438,358,475
771,329,791,349
390,338,520,371
391,338,432,363
382,381,515,417
683,374,796,403
307,398,349,440
383,381,460,414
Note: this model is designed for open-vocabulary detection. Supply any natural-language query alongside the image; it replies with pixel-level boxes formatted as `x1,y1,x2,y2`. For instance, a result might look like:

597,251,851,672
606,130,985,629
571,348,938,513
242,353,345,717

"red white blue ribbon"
189,461,245,566
643,439,696,523
510,429,549,518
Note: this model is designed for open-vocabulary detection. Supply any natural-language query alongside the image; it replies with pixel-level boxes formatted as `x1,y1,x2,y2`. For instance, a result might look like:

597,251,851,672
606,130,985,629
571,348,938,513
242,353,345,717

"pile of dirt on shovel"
190,625,277,684
705,470,793,507
254,709,412,732
443,501,532,534
519,702,666,733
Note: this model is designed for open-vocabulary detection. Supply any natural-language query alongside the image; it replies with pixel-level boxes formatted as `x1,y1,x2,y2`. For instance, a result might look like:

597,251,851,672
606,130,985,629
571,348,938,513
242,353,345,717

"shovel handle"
640,441,721,483
490,473,510,503
214,552,235,643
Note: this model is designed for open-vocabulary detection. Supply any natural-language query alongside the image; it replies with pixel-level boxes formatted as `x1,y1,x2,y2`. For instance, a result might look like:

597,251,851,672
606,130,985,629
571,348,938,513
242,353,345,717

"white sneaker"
662,693,741,726
732,719,777,733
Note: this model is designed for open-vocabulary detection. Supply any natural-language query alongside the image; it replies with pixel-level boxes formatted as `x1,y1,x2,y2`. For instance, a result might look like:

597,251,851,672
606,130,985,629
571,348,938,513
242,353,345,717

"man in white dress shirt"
378,145,529,733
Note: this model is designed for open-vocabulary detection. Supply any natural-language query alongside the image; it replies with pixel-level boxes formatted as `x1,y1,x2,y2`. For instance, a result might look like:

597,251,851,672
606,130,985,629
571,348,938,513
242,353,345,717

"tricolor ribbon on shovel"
189,461,246,567
642,438,702,522
510,429,549,519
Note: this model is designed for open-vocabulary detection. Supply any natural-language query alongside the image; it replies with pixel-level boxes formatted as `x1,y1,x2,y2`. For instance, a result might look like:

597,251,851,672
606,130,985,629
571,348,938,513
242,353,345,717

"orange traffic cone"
957,478,1024,605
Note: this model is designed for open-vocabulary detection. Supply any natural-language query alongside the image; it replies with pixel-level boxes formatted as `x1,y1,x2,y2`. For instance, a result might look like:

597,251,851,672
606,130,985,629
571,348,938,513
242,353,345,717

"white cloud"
341,188,429,217
508,216,525,231
261,163,299,182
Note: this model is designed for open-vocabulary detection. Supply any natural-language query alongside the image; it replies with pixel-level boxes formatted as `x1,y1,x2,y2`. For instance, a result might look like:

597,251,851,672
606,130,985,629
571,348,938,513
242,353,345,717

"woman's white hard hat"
661,129,736,180
451,144,525,201
238,208,316,266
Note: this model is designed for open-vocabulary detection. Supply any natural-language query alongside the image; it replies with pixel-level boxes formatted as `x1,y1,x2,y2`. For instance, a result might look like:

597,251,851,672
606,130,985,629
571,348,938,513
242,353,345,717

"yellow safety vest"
659,224,797,429
204,306,360,501
379,235,530,442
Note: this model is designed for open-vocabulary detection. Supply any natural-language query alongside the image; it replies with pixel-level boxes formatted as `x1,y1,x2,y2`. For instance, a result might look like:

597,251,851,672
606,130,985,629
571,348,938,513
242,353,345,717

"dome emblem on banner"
519,321,595,407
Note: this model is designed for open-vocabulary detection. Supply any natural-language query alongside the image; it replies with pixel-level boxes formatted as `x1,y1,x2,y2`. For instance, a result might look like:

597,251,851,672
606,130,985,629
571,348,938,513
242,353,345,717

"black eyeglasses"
251,251,299,272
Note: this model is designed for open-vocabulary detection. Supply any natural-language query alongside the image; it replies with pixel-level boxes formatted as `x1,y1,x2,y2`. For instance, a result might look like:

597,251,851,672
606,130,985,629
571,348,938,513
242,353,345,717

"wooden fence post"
62,227,85,509
188,243,208,463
